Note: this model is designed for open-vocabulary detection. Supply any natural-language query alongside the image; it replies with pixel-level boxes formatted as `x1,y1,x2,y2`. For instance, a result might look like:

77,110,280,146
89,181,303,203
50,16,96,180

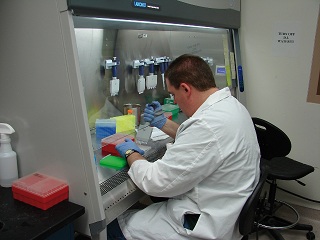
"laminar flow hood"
0,0,243,239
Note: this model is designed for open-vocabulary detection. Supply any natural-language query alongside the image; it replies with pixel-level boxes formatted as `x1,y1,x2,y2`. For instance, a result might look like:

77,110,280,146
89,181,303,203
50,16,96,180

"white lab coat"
117,88,260,240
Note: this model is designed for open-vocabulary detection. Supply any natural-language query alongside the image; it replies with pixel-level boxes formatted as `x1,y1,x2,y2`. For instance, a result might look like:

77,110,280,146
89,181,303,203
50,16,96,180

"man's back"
118,88,260,240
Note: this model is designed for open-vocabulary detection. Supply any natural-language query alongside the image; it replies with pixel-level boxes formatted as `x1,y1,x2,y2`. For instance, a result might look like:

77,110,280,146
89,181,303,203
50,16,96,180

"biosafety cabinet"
0,0,242,238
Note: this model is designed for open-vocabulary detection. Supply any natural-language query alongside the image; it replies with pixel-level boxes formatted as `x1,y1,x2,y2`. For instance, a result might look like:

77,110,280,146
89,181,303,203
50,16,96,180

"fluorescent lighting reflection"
91,17,218,30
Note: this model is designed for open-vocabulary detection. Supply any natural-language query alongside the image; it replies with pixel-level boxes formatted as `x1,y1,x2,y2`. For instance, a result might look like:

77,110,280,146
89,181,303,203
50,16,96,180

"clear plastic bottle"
0,123,18,187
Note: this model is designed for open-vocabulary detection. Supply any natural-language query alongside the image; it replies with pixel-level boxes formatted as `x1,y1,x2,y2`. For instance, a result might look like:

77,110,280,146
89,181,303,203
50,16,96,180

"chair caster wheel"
306,231,315,240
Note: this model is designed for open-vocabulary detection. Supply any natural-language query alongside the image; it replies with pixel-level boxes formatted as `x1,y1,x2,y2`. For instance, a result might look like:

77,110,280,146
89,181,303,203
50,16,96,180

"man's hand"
115,138,145,159
143,101,167,129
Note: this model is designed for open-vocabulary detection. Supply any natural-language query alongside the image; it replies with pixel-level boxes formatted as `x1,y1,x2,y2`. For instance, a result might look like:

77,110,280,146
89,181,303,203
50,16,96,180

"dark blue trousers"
107,219,126,240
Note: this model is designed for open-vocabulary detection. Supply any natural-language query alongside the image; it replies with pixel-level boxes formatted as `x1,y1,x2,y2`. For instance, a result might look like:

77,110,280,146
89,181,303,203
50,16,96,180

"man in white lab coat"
109,54,260,240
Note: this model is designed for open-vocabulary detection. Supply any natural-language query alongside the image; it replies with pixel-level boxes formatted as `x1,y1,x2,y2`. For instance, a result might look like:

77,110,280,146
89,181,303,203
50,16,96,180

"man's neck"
189,87,219,116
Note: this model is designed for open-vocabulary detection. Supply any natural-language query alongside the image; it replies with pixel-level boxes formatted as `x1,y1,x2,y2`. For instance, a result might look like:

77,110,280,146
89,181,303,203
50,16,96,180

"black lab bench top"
0,186,85,240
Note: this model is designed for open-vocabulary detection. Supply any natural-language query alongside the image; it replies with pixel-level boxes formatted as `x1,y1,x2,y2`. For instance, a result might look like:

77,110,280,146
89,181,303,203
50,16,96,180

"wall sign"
272,21,300,57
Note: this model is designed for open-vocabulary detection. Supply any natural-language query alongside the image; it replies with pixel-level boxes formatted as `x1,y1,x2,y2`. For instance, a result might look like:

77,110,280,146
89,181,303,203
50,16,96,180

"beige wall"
240,0,320,209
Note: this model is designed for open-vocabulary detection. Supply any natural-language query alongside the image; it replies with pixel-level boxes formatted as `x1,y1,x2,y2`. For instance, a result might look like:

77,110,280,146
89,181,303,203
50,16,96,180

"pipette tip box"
101,133,134,156
12,172,69,210
100,155,127,170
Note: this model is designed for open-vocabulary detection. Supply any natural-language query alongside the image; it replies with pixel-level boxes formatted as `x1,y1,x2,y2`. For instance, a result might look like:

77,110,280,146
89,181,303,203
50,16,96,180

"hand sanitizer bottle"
0,123,18,187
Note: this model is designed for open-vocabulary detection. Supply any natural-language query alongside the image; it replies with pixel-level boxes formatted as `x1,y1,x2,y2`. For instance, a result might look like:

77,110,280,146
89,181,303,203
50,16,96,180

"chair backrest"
238,164,269,236
252,117,291,160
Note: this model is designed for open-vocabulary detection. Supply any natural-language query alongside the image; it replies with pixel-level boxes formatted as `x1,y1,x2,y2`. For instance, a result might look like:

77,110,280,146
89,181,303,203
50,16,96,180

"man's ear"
180,83,191,93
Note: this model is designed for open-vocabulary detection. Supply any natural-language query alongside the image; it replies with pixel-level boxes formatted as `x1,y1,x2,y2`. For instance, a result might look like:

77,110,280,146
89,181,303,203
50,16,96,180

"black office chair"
252,117,315,240
239,164,269,240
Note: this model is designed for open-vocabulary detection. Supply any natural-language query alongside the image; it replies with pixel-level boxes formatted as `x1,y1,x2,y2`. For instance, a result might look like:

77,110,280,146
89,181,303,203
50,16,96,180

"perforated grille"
99,146,167,196
99,170,129,196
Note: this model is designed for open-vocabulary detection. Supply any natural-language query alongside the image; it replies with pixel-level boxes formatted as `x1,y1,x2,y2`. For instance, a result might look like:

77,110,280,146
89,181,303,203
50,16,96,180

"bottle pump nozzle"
0,123,15,136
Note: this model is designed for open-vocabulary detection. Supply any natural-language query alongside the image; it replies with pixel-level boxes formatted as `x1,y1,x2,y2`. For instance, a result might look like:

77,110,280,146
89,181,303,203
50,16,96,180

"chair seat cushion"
261,157,314,180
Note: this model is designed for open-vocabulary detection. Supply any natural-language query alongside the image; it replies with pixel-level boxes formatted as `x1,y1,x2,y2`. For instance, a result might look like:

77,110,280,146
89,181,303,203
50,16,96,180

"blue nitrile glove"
143,101,167,129
115,138,145,159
